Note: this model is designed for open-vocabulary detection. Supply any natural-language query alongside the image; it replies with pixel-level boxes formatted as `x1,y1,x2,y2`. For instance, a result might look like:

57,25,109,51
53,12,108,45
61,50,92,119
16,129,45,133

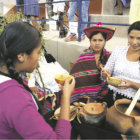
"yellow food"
107,77,122,86
55,74,72,85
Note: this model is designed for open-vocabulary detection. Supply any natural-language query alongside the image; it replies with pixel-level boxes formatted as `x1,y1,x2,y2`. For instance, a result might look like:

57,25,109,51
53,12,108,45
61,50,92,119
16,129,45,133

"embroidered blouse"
104,46,140,99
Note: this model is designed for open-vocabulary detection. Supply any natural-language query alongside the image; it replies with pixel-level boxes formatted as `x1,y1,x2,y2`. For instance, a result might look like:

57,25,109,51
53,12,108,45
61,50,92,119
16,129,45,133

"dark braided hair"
89,31,108,65
0,22,45,115
42,46,56,63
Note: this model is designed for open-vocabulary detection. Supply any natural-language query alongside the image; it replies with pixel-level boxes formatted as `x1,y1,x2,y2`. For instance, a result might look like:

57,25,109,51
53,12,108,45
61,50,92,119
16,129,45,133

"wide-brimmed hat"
84,26,116,41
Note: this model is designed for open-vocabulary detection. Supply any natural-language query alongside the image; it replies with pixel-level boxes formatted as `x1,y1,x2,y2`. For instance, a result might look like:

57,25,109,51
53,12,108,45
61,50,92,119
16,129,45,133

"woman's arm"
131,82,140,90
102,46,122,80
59,77,75,121
6,84,75,139
117,79,140,90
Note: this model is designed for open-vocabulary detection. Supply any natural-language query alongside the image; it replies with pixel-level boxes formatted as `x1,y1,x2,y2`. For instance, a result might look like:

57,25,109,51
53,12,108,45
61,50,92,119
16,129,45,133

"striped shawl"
70,47,110,102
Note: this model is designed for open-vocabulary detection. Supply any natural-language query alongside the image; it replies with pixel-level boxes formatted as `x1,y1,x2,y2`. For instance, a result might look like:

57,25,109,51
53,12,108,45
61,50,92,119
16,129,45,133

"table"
44,111,123,139
71,117,123,139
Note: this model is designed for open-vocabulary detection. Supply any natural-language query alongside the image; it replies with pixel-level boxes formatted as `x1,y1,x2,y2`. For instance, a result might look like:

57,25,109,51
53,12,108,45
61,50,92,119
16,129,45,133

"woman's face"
128,30,140,52
90,33,106,53
25,44,42,72
17,43,42,73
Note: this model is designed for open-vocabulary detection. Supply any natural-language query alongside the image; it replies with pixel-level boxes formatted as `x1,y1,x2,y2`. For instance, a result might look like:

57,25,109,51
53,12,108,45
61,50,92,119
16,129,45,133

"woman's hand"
117,79,140,90
59,77,75,121
101,69,111,79
58,76,75,97
117,79,133,89
60,77,75,98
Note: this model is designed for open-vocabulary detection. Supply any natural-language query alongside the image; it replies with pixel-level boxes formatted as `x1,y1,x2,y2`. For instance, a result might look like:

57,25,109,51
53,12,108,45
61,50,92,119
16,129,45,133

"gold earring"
19,58,24,63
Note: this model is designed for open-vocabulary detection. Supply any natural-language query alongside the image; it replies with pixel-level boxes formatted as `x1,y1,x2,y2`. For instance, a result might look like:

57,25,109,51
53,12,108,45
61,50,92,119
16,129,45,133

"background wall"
89,0,102,14
3,0,102,19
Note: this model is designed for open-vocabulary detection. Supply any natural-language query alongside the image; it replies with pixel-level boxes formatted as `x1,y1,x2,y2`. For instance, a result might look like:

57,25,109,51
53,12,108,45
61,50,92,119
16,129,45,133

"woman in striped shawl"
70,25,116,103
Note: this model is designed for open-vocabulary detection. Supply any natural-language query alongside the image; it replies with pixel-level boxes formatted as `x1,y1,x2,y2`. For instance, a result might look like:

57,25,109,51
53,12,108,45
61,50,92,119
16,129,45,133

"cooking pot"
106,98,140,135
79,102,107,125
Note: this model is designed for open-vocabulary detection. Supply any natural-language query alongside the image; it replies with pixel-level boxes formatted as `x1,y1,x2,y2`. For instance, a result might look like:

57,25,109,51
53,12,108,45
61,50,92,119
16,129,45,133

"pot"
79,102,107,125
106,98,140,135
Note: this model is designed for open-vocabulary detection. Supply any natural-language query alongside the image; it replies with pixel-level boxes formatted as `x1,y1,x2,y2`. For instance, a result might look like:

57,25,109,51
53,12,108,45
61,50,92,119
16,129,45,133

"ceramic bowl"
55,74,72,85
107,77,122,86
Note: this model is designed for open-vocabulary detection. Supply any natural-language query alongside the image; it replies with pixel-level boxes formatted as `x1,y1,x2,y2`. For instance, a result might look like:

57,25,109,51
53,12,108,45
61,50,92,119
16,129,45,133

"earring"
19,57,24,63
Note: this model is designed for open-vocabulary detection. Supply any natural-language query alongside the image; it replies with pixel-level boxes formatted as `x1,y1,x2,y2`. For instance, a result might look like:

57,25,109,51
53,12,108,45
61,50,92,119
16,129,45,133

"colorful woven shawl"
70,47,110,103
21,73,61,114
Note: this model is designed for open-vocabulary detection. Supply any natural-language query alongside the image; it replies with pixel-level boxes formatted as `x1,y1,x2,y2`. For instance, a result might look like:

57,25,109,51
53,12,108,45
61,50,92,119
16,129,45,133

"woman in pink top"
0,22,75,139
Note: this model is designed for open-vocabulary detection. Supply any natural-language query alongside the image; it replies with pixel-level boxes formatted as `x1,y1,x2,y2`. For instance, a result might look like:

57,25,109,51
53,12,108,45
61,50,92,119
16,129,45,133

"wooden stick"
125,88,140,115
100,65,111,79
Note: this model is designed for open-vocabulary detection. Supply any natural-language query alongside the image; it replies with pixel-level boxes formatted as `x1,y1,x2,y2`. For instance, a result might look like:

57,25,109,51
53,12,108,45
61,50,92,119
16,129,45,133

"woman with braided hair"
0,21,75,139
70,25,115,103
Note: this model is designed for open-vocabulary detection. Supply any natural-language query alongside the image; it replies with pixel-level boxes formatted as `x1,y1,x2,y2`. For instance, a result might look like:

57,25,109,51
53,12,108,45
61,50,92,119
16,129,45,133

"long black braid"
99,48,110,65
6,58,31,91
5,58,46,115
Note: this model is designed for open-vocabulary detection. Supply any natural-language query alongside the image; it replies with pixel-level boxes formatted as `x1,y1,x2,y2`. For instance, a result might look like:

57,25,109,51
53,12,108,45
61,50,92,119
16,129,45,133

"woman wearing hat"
102,21,140,107
70,25,115,103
